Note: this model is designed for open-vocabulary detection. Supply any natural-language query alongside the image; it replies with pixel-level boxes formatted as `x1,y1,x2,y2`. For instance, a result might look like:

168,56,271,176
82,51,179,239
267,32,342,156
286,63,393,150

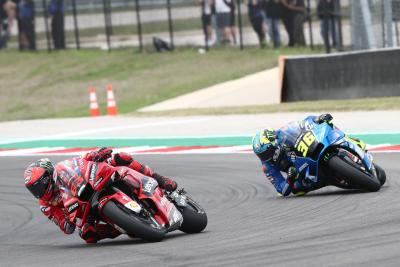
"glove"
316,113,333,124
87,147,113,162
161,177,178,192
286,166,298,186
152,173,177,192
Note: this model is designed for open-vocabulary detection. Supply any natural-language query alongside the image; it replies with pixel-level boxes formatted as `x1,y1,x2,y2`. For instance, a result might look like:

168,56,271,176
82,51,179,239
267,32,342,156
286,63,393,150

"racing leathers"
37,149,177,243
253,114,333,197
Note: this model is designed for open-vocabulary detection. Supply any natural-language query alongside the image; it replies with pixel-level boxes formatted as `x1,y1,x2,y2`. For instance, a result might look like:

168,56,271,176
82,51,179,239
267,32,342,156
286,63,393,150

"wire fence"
1,0,399,53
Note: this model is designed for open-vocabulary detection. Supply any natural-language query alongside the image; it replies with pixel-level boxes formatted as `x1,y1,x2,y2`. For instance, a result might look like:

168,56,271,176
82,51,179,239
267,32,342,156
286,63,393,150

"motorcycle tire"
374,163,386,186
179,199,207,234
102,200,166,242
327,155,381,192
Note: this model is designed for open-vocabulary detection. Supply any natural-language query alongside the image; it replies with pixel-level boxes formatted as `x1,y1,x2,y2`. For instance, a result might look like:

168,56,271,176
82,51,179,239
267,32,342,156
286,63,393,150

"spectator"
265,0,281,48
18,0,35,50
228,0,237,44
0,0,14,49
246,0,268,48
48,0,65,49
0,0,6,49
280,0,305,47
317,0,337,52
199,0,215,47
215,0,233,44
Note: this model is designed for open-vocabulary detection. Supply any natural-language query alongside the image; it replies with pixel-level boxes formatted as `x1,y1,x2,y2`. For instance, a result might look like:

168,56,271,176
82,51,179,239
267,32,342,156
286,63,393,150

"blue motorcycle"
278,120,386,192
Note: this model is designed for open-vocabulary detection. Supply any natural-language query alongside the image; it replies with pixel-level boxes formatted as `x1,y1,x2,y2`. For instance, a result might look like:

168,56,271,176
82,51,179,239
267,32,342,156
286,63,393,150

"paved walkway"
139,67,281,112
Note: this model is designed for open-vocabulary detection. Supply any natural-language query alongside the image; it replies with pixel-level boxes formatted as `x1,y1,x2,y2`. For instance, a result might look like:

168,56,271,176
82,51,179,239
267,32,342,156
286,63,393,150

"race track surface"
1,153,400,267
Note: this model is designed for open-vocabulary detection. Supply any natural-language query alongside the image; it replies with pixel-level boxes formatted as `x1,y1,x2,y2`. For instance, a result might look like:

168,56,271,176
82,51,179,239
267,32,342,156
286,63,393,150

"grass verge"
0,46,318,122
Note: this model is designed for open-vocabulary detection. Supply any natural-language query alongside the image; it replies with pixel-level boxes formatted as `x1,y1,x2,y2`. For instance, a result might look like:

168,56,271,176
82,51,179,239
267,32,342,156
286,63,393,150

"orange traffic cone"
106,84,118,116
89,87,100,117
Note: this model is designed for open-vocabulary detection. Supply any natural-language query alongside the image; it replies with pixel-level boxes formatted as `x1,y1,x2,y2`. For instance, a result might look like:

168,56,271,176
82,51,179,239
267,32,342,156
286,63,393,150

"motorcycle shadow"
61,231,189,248
296,188,377,198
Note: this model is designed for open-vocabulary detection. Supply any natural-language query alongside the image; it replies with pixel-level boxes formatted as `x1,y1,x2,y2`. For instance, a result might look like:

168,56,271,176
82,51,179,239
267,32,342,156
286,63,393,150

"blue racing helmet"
252,128,277,162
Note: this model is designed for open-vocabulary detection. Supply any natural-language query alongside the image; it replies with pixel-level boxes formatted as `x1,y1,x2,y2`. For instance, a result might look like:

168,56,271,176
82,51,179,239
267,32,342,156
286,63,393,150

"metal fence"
1,0,400,53
350,0,400,50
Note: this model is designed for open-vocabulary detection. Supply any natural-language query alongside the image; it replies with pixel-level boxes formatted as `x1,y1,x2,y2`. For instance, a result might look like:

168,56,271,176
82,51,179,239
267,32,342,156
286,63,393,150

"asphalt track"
1,153,400,267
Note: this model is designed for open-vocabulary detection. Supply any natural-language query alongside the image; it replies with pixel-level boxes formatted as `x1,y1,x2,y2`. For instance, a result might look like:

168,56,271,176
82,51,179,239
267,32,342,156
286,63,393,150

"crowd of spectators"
0,0,339,52
0,0,65,51
199,0,339,49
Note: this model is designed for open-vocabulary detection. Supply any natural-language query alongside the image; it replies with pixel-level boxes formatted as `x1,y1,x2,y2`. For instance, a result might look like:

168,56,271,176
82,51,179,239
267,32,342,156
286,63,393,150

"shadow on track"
58,231,209,249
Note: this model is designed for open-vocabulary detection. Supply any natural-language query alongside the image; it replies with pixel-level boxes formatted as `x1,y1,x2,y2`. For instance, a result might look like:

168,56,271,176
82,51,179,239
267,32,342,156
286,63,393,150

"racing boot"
80,223,121,244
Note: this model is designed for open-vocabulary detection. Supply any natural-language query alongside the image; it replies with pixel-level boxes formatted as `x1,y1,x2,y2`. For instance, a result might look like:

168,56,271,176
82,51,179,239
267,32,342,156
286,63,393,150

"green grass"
0,46,319,122
134,97,400,117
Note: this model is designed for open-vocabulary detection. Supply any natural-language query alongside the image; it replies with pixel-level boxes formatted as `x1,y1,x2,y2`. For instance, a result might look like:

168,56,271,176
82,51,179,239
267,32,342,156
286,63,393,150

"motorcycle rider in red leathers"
24,148,177,244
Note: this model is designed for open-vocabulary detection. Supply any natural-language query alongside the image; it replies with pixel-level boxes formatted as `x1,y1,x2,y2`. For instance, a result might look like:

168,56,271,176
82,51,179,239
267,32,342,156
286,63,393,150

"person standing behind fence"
18,0,35,50
199,0,215,47
246,0,268,48
265,0,281,48
317,0,337,51
0,0,6,49
228,0,237,44
280,0,305,47
215,0,233,44
48,0,65,49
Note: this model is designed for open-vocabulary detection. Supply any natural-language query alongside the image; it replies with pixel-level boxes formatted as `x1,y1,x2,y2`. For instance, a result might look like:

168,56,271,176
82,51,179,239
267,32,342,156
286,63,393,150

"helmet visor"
258,146,276,162
26,172,51,199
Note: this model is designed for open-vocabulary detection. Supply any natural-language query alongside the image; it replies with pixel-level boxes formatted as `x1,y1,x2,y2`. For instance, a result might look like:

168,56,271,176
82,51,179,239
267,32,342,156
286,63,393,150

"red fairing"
98,191,132,212
85,161,116,191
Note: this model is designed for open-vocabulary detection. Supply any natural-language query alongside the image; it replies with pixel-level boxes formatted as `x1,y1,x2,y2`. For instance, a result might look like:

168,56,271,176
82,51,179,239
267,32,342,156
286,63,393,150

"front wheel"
374,163,386,186
327,155,381,192
102,201,166,242
179,197,207,234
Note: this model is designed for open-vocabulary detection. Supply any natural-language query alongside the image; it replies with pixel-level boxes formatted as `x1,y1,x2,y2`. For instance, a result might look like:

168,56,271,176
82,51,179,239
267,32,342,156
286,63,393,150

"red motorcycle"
61,162,207,242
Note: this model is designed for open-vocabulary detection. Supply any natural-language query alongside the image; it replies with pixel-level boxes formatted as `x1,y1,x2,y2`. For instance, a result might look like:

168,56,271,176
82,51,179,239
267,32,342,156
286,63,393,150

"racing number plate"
296,131,317,157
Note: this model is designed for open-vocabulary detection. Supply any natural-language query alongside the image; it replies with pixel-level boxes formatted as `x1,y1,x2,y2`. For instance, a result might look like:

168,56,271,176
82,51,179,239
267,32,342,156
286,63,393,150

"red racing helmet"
24,159,54,199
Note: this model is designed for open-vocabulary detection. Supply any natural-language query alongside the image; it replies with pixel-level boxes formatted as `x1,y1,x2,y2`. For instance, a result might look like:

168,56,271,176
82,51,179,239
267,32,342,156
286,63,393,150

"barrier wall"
281,48,400,102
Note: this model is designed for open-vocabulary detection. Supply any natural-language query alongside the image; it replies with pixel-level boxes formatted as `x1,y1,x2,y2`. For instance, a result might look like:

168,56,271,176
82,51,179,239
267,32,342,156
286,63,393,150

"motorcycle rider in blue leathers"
252,114,336,196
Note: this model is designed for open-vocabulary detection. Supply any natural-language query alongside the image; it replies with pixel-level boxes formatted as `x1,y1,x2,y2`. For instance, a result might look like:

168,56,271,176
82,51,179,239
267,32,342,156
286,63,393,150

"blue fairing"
281,116,373,184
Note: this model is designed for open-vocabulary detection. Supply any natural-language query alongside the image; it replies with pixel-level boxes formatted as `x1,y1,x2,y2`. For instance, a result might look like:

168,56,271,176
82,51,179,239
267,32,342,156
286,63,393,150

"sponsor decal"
89,164,98,182
160,197,168,207
94,177,103,188
299,163,308,172
98,197,108,209
273,148,280,162
124,201,141,213
67,202,79,213
143,179,156,193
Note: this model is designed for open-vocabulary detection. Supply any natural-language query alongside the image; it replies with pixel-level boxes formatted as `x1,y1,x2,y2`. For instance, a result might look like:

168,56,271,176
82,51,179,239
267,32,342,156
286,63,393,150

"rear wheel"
102,201,166,242
327,155,381,192
180,198,207,234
